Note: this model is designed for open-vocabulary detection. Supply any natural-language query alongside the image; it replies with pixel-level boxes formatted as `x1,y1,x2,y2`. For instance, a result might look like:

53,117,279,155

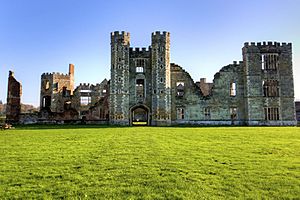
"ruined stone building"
5,31,297,126
6,71,22,123
39,64,109,122
109,31,296,126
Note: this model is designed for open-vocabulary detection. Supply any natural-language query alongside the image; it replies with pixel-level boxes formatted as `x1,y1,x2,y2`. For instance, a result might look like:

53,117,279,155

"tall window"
136,79,144,99
204,108,211,120
62,87,69,97
53,82,58,91
136,59,145,67
177,108,184,120
135,59,145,73
262,53,278,70
264,107,279,120
230,107,237,120
44,81,50,90
230,82,236,96
176,82,185,97
263,80,279,97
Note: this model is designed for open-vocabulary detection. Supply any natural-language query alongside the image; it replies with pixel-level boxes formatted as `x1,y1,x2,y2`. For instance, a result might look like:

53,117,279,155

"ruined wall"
208,61,245,124
170,63,203,123
73,79,109,120
6,71,22,123
170,62,245,125
40,64,74,113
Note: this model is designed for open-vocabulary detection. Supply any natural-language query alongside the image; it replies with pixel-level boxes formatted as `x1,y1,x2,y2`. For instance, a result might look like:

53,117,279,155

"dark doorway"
131,106,149,126
42,96,51,109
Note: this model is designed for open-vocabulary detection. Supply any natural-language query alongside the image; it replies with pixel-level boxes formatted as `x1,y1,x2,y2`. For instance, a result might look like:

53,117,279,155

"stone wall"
242,42,296,125
6,71,22,123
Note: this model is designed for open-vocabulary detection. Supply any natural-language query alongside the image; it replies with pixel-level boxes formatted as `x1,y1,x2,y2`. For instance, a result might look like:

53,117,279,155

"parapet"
129,47,151,57
243,41,292,49
41,72,70,79
41,72,52,77
152,31,170,37
110,31,130,45
111,31,130,37
79,83,91,87
151,31,170,42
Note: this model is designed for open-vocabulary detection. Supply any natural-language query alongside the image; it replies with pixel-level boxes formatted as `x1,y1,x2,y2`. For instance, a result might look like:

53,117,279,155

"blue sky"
0,0,299,106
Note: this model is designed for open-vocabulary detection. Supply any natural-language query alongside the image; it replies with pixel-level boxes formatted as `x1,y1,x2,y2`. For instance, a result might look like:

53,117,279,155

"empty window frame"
176,82,185,97
230,82,236,96
261,53,278,70
42,96,51,108
230,107,237,120
264,107,279,120
204,107,211,119
80,96,91,106
135,59,145,67
136,79,145,98
177,108,185,120
53,82,58,91
62,87,69,97
44,81,50,90
263,80,279,97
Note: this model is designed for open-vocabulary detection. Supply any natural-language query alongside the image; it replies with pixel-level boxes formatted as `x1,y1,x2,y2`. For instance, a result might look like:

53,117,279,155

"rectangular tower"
151,31,171,125
242,42,296,125
109,31,131,125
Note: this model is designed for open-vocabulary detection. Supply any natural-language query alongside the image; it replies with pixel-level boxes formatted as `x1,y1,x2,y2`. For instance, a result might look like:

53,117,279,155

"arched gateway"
130,104,150,126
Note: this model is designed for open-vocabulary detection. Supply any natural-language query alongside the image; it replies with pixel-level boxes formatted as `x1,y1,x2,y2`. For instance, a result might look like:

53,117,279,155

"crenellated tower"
40,64,74,113
151,31,171,125
110,31,131,125
242,42,296,125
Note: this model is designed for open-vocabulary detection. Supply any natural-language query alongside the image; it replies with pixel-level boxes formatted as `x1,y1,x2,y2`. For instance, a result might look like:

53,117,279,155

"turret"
151,31,171,125
109,31,131,125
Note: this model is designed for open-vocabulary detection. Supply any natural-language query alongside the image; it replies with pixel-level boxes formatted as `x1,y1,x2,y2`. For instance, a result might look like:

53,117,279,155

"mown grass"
1,126,300,199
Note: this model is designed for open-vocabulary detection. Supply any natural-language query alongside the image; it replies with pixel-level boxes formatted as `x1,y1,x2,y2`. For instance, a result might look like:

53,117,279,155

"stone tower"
242,42,296,125
40,64,75,113
6,71,22,123
109,31,130,125
151,31,171,125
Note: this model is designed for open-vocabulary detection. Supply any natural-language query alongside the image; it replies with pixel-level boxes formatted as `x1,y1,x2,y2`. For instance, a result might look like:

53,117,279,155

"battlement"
41,72,70,80
152,31,170,37
41,72,52,77
111,31,130,37
111,31,130,45
79,83,91,87
244,41,292,48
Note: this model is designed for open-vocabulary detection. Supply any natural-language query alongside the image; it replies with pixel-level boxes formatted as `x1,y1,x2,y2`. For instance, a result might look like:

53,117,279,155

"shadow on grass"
14,124,131,130
10,122,300,130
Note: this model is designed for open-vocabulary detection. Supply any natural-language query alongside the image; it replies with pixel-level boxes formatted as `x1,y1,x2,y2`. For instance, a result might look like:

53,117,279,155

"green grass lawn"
1,126,300,199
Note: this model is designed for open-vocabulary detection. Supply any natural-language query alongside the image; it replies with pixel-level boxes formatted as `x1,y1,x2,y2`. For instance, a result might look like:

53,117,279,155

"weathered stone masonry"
6,71,22,123
110,32,296,126
6,31,296,126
